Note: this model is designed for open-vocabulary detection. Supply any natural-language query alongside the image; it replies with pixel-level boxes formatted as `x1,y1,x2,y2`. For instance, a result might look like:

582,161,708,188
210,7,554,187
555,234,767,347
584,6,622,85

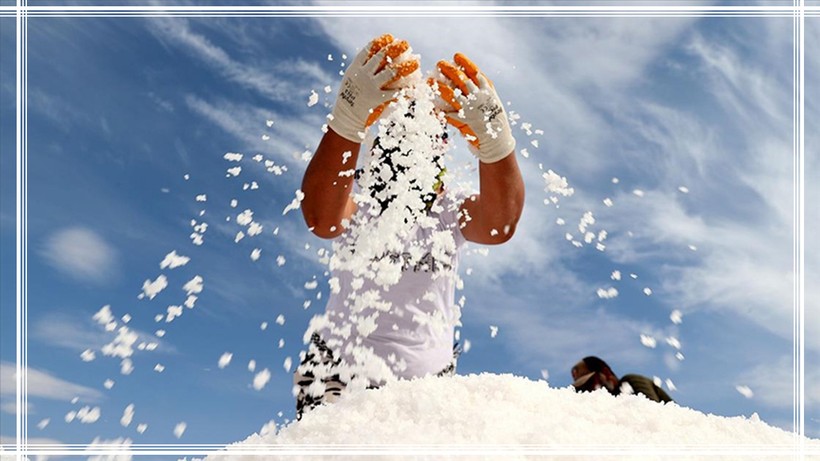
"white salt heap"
205,373,817,460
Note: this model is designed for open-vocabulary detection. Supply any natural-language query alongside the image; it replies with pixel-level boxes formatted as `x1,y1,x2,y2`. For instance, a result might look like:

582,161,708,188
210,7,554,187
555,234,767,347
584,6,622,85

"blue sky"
1,1,818,449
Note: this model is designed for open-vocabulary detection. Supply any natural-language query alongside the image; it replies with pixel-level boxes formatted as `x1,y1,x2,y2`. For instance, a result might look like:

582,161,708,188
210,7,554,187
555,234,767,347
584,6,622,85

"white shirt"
318,190,467,381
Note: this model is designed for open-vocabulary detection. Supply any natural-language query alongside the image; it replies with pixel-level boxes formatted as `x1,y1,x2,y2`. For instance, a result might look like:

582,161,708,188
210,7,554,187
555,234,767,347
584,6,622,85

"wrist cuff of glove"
328,107,367,143
476,137,516,164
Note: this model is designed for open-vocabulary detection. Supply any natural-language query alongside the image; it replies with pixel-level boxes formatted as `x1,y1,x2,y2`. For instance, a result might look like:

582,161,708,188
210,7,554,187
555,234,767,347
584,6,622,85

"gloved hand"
430,53,515,163
328,34,420,143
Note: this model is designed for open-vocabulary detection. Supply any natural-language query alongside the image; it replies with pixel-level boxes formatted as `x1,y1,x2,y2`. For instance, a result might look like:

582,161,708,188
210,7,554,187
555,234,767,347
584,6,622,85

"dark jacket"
617,374,673,403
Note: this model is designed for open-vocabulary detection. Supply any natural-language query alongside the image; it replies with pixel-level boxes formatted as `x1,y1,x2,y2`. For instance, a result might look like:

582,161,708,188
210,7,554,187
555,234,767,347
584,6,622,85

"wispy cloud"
40,227,118,283
0,362,103,402
184,94,326,161
737,354,820,409
147,17,334,106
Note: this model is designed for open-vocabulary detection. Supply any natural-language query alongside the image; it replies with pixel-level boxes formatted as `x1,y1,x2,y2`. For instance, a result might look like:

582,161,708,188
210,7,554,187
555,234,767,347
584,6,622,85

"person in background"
571,356,674,404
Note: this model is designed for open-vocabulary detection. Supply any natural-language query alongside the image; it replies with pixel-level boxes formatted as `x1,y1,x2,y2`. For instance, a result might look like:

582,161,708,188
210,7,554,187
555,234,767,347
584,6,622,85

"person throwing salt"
296,34,525,419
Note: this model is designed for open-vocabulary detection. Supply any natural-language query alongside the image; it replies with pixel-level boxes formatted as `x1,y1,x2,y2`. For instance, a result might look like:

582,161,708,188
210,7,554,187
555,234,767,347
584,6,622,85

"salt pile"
205,373,818,460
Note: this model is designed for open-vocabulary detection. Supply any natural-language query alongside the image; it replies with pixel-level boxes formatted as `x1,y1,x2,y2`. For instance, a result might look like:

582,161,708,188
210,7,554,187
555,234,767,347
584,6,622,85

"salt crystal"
307,90,319,107
489,325,499,338
136,423,148,434
80,349,96,362
640,335,657,348
276,315,285,325
670,310,683,324
633,189,645,197
678,186,689,193
36,418,49,430
643,287,653,296
277,256,286,266
160,250,190,269
251,248,261,261
596,287,618,299
266,120,274,127
612,177,620,184
520,148,529,158
531,140,539,148
218,352,232,369
154,364,164,373
261,322,268,330
196,194,207,202
174,422,187,439
103,379,115,389
155,330,165,337
248,360,256,372
603,198,613,207
253,369,271,390
666,337,681,349
611,270,621,280
324,85,332,93
284,357,293,372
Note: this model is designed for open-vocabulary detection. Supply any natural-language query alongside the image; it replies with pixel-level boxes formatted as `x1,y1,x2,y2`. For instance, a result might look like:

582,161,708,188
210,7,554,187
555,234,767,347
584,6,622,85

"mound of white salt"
205,373,818,460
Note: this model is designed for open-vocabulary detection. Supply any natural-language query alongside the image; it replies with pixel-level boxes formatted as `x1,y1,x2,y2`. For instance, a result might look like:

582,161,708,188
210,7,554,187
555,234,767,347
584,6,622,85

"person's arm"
460,152,525,244
433,53,524,244
301,128,360,239
300,34,419,239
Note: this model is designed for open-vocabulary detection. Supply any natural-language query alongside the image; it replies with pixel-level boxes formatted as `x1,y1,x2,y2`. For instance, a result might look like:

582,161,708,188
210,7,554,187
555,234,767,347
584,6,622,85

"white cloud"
0,361,103,402
41,227,117,283
147,17,333,106
737,355,820,409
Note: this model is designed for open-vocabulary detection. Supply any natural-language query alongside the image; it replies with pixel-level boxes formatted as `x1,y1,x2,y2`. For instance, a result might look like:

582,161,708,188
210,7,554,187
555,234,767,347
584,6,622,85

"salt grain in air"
736,385,754,398
643,287,653,296
174,422,187,439
248,360,256,372
489,326,499,338
670,310,683,324
308,90,319,107
253,369,271,390
218,352,232,369
640,334,657,348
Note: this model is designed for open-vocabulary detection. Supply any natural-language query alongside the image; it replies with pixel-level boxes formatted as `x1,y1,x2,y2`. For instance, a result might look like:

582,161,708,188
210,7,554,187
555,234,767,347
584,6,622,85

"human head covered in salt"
571,356,620,394
356,84,449,218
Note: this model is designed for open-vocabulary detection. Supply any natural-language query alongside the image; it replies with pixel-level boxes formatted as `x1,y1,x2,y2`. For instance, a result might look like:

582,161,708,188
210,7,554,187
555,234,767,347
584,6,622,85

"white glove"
433,54,515,163
329,36,418,143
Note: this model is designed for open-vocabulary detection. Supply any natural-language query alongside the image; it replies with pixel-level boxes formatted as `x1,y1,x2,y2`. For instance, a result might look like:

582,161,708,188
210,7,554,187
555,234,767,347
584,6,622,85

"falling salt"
612,177,620,184
154,364,165,372
227,166,242,177
136,423,148,434
284,357,293,372
266,120,274,127
678,186,689,193
603,198,613,207
253,369,271,390
640,335,657,348
121,404,135,427
196,194,207,202
633,189,645,197
520,148,529,158
276,315,285,325
688,245,698,251
248,360,256,372
489,326,499,338
218,353,232,369
277,256,286,267
670,310,683,324
36,419,49,430
666,337,681,349
139,275,168,300
736,385,754,398
643,287,653,296
251,249,261,261
174,422,187,439
80,349,96,362
261,322,268,330
103,379,115,389
611,270,621,280
282,190,305,215
531,139,539,148
307,90,319,107
160,250,190,269
596,287,618,299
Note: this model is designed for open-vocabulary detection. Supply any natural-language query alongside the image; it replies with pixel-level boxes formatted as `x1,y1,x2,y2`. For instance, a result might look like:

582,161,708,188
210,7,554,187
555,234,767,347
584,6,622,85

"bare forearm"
461,152,525,244
301,128,360,238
